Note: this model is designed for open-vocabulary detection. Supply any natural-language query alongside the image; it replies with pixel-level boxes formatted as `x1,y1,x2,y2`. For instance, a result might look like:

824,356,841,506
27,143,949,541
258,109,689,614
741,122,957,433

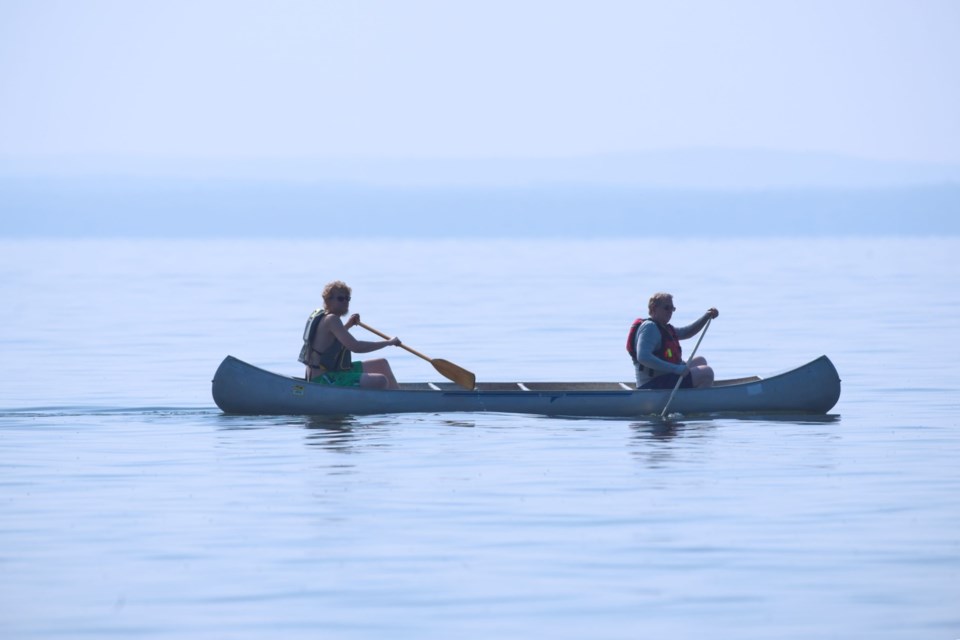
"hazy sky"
2,0,959,164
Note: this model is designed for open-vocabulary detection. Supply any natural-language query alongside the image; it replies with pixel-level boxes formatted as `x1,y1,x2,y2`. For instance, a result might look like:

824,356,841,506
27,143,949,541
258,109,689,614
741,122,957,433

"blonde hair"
322,280,352,310
648,292,673,314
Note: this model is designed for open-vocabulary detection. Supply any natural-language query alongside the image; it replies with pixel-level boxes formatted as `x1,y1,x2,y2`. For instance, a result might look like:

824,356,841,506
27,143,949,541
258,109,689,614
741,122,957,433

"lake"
1,236,958,639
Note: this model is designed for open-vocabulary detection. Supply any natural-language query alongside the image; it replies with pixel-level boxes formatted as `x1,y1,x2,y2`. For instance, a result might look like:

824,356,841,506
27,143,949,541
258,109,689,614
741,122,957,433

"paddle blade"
432,358,476,390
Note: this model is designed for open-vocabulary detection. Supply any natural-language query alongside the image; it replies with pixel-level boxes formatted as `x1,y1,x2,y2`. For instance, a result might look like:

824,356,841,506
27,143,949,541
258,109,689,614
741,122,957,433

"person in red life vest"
627,292,719,389
299,280,402,389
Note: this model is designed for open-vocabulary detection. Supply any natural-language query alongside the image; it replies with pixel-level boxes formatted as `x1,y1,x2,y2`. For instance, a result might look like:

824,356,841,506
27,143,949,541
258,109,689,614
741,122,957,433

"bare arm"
327,314,399,353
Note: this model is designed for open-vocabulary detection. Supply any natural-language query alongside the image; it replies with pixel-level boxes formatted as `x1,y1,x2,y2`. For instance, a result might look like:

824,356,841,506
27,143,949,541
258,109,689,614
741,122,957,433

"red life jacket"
626,318,682,367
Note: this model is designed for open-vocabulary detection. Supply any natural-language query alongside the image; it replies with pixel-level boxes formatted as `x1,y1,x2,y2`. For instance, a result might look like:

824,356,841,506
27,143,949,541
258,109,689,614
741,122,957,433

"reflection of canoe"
212,355,841,417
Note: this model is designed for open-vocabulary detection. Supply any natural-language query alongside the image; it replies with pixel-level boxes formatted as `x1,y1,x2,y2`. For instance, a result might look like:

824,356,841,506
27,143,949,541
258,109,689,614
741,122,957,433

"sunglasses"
330,295,351,302
660,305,676,311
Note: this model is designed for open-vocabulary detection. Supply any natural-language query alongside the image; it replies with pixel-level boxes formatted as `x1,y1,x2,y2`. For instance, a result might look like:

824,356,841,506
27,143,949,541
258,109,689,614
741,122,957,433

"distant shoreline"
2,178,958,237
4,148,960,190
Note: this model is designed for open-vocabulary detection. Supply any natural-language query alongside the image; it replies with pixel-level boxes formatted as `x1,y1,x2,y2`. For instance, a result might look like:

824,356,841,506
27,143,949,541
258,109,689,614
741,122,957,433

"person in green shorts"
299,281,401,389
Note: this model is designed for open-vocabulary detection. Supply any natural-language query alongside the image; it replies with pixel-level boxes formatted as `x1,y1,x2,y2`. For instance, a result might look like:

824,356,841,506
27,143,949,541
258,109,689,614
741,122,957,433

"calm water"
1,236,959,639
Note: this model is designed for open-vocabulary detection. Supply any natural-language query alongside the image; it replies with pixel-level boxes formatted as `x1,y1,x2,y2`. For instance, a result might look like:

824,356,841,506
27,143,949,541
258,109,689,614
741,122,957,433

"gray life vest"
298,309,352,371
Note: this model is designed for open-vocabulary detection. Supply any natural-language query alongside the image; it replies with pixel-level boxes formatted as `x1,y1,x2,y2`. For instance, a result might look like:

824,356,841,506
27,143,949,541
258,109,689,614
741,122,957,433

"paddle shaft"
357,322,431,362
357,321,477,390
660,317,711,418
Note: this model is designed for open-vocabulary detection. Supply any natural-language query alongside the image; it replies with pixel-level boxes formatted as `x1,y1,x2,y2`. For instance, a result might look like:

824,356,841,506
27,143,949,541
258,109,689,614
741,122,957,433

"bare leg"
361,358,399,390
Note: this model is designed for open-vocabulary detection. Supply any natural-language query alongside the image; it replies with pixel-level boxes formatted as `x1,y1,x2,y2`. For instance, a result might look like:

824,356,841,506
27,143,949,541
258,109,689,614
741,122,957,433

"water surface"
1,237,958,639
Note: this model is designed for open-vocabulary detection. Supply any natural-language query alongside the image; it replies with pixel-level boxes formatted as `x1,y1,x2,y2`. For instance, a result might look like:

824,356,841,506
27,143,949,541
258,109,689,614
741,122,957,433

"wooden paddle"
359,322,476,390
660,317,711,418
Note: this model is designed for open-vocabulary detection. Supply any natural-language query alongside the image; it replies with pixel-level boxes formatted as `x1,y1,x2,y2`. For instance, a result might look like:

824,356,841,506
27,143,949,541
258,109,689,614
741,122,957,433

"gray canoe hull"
211,355,841,417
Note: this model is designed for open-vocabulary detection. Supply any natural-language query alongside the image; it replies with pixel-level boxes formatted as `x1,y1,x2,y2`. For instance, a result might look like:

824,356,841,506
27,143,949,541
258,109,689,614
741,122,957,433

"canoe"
211,355,841,417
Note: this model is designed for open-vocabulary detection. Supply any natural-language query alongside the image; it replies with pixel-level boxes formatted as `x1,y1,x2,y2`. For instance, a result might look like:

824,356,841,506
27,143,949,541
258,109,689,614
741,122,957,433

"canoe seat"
518,382,635,392
714,375,762,387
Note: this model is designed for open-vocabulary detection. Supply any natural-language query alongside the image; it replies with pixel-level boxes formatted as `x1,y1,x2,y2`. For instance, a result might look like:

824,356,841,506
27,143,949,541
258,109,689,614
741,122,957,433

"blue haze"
4,179,960,237
4,2,960,636
3,149,960,237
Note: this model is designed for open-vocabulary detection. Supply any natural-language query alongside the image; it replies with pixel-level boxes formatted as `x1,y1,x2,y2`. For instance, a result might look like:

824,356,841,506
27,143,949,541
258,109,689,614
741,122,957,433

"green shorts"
311,362,363,387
